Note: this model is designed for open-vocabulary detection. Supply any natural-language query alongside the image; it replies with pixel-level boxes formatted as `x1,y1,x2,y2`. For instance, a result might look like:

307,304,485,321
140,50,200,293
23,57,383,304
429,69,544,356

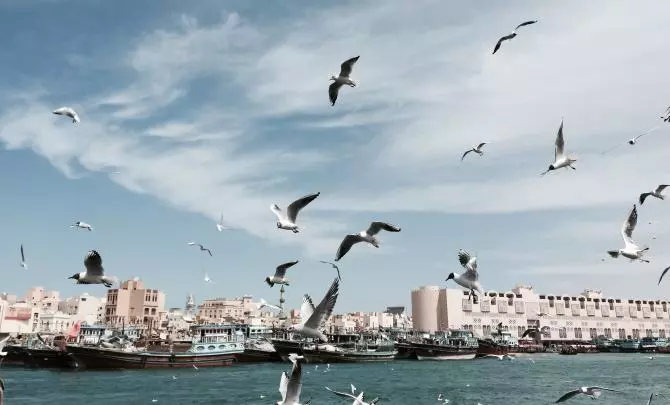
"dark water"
0,353,665,404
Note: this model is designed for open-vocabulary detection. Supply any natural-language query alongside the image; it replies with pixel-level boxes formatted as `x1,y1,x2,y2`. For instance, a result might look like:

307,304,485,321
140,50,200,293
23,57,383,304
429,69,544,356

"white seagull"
329,56,360,106
288,278,340,342
68,250,117,287
445,249,483,302
324,387,380,405
216,214,232,232
639,185,669,205
259,298,281,312
555,386,621,403
53,106,80,123
492,20,538,54
607,204,649,263
601,127,659,155
271,192,321,233
277,353,309,405
335,221,401,261
20,244,27,269
483,354,515,361
540,118,577,176
70,221,93,231
188,242,212,256
319,260,342,281
204,272,214,284
266,260,299,287
461,142,488,161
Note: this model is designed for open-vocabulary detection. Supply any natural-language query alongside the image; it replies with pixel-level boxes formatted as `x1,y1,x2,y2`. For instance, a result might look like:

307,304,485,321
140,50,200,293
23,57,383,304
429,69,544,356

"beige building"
59,293,105,325
197,295,258,323
25,287,60,312
411,286,448,333
104,279,165,331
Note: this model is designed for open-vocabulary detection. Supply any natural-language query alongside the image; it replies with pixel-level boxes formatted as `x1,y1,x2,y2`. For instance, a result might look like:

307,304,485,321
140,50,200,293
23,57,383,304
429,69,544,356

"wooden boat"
234,338,282,363
559,346,578,355
411,330,479,360
23,347,78,369
302,339,397,363
393,341,417,360
0,345,28,367
67,324,245,370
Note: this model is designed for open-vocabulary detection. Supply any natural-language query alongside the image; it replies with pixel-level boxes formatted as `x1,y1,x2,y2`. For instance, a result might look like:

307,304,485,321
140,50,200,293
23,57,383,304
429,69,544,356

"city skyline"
3,1,670,311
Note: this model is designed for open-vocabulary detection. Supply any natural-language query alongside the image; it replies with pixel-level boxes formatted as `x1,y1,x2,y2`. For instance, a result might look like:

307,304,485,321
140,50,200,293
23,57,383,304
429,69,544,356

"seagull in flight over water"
329,56,360,106
188,242,212,256
607,204,649,263
277,353,310,405
53,106,80,123
68,250,117,287
446,249,483,303
555,386,621,403
492,20,538,54
540,118,577,176
639,184,669,205
271,192,321,233
70,221,93,231
461,142,489,161
288,278,340,342
265,260,299,287
324,386,380,405
20,244,27,269
319,261,342,281
335,221,401,261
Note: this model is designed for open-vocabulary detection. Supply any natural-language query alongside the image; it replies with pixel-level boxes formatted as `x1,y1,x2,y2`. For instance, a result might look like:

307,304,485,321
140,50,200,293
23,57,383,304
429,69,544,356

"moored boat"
412,330,479,360
619,339,641,353
235,338,282,363
559,346,578,355
302,337,397,363
24,347,78,369
271,338,307,361
393,341,417,360
639,337,657,353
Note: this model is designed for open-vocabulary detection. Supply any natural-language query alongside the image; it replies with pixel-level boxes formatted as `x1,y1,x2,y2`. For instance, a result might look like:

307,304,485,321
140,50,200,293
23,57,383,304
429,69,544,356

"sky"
1,0,670,313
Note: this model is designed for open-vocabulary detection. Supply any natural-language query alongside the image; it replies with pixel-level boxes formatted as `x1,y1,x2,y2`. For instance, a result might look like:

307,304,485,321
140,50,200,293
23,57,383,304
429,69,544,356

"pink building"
411,286,448,333
105,279,165,331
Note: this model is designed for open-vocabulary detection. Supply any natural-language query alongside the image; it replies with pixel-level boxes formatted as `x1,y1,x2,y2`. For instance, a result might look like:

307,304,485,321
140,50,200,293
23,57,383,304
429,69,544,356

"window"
618,328,626,339
549,300,555,308
604,328,612,338
646,329,653,338
480,300,490,312
637,302,642,311
660,330,666,338
483,325,491,336
564,300,570,309
518,326,525,337
632,329,640,339
559,327,567,339
580,301,585,309
574,328,583,339
590,328,597,339
595,301,600,310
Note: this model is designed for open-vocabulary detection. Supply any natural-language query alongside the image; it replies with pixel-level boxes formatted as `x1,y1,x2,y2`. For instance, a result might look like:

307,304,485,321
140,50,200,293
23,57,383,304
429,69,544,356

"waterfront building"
412,284,670,342
104,278,166,331
59,292,105,325
38,311,73,334
197,295,259,323
0,300,40,334
25,287,60,312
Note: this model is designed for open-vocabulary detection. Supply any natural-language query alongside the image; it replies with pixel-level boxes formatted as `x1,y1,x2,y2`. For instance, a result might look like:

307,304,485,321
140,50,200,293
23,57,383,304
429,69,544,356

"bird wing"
462,267,479,283
325,386,356,400
589,386,621,393
339,56,360,78
300,295,316,326
467,256,478,272
492,33,515,54
521,328,538,339
276,260,299,278
84,250,104,277
655,184,669,194
621,204,638,246
461,149,474,161
634,126,659,141
458,250,472,268
640,193,652,205
286,192,320,223
285,360,303,402
555,119,565,159
304,278,340,330
515,20,538,30
270,204,285,221
659,267,670,285
20,244,25,262
477,142,488,150
278,371,289,400
329,81,343,106
335,234,364,261
366,221,401,235
555,390,581,403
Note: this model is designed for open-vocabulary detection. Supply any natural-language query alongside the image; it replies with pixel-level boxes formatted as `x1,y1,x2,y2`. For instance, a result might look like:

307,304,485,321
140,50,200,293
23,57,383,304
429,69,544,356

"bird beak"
68,275,76,279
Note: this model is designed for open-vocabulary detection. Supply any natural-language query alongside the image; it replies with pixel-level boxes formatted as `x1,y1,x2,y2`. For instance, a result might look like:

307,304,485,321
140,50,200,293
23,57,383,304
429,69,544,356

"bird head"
265,277,274,287
548,164,555,171
445,272,455,282
286,324,296,332
68,273,80,280
276,222,282,229
628,139,636,145
330,75,337,81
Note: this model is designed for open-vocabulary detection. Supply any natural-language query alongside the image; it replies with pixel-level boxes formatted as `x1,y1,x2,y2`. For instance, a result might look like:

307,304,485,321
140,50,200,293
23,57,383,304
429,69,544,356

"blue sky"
2,0,670,312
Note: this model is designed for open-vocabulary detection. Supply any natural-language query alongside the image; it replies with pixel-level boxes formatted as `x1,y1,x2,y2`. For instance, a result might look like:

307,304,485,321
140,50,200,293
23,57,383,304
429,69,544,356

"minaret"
278,285,287,321
185,294,195,318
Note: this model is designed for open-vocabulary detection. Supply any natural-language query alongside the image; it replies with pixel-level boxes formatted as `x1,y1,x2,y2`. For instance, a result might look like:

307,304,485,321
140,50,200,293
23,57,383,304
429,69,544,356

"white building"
59,293,105,325
0,300,40,334
38,311,73,334
412,284,670,341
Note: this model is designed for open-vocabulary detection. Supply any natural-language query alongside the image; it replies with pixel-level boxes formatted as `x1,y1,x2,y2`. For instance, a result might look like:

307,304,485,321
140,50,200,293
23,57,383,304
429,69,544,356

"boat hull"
271,339,305,361
24,348,78,369
393,342,418,360
302,349,396,363
66,345,239,370
234,348,283,363
476,338,509,357
0,345,28,367
412,343,477,360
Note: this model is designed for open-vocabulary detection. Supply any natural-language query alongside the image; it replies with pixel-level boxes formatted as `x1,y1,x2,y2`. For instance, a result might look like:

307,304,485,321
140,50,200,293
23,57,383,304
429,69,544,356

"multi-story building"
25,287,60,312
412,284,670,342
197,295,258,323
38,311,73,334
0,300,40,334
104,278,165,331
59,293,105,325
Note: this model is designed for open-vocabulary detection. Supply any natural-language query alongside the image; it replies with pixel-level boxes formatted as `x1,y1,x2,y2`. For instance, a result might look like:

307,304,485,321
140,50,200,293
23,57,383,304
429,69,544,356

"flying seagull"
216,214,232,232
483,354,515,361
329,56,359,106
658,266,670,285
647,393,666,405
541,118,577,176
20,244,27,269
461,142,488,161
324,386,380,405
661,106,670,123
319,260,342,281
607,204,649,263
288,278,340,342
204,272,214,284
68,250,117,287
188,242,212,256
259,298,281,312
492,20,538,54
521,326,550,339
639,185,669,205
555,386,621,403
70,221,93,231
335,221,401,261
266,260,299,287
601,127,659,155
277,353,310,405
53,106,80,123
446,249,483,303
271,192,321,233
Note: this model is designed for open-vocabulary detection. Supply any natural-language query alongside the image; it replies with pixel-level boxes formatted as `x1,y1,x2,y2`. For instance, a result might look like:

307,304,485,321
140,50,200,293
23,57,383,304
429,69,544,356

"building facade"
197,295,258,323
105,278,166,331
412,284,670,341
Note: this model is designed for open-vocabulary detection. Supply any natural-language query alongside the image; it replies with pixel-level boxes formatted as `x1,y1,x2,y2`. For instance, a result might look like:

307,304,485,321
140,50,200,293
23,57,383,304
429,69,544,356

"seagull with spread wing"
324,386,380,405
53,106,80,123
540,118,577,176
68,250,117,287
329,56,359,106
266,260,299,287
216,213,232,232
319,261,342,281
555,386,621,403
271,192,320,233
188,242,212,256
607,204,649,263
640,184,669,205
259,298,281,312
461,142,488,161
492,20,538,54
70,221,93,231
288,278,340,342
20,244,27,270
335,221,401,261
446,249,483,303
277,353,310,405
